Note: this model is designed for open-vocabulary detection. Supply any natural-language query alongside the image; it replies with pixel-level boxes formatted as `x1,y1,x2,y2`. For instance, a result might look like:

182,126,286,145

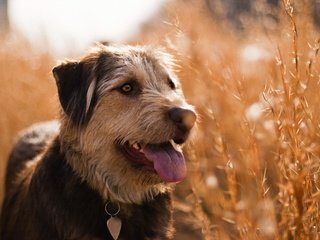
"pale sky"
8,0,166,56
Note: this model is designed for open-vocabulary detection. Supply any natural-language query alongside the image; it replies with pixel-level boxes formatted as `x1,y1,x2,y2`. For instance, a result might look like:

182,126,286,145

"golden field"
1,0,320,239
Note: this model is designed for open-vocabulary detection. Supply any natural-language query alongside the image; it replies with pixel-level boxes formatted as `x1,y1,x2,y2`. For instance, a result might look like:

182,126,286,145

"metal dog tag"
107,216,122,240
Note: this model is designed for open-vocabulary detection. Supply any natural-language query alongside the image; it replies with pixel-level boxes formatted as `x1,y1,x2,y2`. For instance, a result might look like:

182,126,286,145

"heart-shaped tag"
107,217,122,240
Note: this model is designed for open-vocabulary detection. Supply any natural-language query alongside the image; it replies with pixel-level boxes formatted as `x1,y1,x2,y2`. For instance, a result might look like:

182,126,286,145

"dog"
0,44,197,240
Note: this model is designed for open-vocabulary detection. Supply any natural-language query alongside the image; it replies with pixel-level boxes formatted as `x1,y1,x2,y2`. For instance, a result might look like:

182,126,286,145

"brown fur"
0,44,196,240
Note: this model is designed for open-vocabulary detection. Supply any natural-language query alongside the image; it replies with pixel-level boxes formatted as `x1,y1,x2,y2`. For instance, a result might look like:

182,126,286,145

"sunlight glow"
8,0,165,55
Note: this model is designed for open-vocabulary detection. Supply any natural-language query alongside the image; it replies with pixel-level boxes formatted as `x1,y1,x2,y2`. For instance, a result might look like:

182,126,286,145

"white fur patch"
86,78,97,114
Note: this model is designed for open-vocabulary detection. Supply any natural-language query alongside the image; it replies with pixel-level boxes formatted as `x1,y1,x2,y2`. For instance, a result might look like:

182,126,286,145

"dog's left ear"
52,60,97,125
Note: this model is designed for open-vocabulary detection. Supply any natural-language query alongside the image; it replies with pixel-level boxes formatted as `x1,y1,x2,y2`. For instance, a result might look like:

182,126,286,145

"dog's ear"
52,60,97,125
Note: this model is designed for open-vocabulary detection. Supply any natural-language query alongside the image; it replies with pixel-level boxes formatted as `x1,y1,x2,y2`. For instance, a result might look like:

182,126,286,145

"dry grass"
137,0,320,239
0,35,58,205
1,0,320,239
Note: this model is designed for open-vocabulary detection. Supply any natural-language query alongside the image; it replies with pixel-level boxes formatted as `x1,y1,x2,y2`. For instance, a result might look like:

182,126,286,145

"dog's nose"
168,107,197,131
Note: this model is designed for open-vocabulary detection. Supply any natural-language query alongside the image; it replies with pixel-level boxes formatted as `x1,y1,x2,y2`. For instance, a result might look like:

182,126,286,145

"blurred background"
1,0,320,239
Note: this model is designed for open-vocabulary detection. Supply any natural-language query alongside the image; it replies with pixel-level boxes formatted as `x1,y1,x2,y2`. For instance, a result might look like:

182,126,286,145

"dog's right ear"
52,60,95,125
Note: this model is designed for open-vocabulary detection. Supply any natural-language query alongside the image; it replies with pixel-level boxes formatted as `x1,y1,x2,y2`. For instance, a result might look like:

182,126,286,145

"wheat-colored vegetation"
0,35,58,203
1,0,320,239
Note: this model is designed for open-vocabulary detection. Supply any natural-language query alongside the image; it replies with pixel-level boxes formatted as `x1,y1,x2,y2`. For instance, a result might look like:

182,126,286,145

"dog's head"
53,44,197,203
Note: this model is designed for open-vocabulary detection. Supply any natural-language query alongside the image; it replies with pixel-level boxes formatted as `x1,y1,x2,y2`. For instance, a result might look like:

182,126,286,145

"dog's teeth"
169,139,182,152
132,143,141,150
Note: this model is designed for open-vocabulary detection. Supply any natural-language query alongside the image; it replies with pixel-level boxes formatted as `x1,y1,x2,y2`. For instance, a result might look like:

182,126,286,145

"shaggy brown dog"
0,45,197,240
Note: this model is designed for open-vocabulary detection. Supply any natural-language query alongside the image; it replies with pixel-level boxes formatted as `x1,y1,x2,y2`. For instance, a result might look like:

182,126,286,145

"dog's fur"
0,45,196,240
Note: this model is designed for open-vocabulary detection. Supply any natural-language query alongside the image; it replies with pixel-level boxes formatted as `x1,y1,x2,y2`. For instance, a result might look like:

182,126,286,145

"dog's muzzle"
120,107,197,183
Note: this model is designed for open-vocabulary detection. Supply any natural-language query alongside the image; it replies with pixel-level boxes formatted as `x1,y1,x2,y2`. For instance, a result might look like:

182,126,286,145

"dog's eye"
167,77,176,90
120,83,133,93
116,80,141,96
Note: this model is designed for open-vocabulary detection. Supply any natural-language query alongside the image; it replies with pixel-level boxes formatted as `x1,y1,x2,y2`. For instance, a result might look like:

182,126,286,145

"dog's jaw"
61,129,172,204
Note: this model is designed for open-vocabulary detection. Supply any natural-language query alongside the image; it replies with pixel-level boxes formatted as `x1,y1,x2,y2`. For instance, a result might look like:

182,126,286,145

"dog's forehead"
95,46,178,90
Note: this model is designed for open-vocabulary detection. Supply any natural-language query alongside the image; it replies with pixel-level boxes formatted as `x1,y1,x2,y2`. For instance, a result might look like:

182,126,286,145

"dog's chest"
29,140,173,240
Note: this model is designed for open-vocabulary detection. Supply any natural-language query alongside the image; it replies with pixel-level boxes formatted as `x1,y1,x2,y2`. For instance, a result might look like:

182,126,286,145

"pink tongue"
142,142,186,183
